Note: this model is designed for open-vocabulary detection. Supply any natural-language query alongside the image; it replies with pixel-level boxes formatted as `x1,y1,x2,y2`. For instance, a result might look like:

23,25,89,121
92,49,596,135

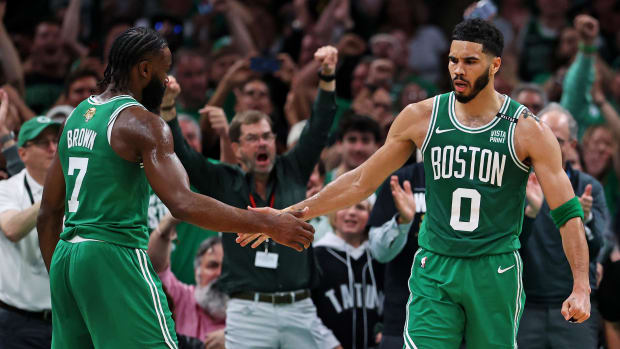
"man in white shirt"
0,116,61,348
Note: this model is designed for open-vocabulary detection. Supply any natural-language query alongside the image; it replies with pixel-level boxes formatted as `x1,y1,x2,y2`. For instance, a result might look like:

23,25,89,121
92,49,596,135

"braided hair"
101,26,168,91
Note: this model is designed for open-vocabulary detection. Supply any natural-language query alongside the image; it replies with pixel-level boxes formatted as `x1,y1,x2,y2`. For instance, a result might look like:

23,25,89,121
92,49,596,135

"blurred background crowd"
0,0,619,348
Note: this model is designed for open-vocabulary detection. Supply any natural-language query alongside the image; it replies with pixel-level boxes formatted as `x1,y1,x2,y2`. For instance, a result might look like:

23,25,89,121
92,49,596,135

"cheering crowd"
0,0,619,348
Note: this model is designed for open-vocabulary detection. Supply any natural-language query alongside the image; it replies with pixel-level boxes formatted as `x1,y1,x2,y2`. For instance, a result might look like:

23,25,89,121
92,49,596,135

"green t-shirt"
25,83,64,114
560,52,605,140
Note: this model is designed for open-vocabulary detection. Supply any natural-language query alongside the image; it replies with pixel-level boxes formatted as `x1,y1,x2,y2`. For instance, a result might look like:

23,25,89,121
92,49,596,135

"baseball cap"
18,116,62,147
45,105,74,123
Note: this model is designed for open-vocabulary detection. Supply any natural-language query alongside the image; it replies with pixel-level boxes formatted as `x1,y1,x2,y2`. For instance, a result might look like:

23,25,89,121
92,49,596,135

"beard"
194,280,229,322
451,66,490,103
141,76,166,113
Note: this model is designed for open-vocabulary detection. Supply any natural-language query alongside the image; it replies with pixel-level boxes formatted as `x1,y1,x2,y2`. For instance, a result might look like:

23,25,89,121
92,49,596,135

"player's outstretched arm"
286,100,432,220
37,153,66,272
517,112,591,323
237,100,432,248
113,107,314,251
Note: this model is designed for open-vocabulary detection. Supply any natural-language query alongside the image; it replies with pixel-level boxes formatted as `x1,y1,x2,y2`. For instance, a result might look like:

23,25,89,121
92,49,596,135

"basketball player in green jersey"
238,19,591,348
36,27,314,349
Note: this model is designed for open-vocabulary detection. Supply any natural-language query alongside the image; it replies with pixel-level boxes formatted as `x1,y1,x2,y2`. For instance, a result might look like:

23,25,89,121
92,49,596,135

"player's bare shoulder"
389,97,435,147
111,106,173,162
514,107,556,161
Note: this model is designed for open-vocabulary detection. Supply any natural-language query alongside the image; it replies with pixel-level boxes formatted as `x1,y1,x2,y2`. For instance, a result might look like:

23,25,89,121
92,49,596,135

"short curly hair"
452,19,504,57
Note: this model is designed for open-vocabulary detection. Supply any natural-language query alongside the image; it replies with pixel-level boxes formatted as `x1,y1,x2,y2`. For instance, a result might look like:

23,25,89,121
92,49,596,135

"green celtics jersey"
59,95,151,249
419,92,530,257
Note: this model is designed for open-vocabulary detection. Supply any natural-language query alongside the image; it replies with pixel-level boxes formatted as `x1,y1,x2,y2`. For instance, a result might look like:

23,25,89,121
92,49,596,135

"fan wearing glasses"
0,115,61,348
161,46,343,349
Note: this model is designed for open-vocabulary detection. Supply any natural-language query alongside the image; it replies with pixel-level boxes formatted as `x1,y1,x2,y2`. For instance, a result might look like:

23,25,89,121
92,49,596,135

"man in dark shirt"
518,104,607,349
162,46,341,349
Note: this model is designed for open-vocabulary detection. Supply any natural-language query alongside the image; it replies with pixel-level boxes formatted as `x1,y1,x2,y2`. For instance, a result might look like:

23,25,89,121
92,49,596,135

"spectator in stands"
398,81,429,110
0,91,25,177
0,4,36,126
549,14,620,219
178,114,203,154
405,1,448,85
313,198,384,349
512,83,548,115
173,50,209,121
581,125,618,216
368,87,394,140
518,104,607,349
23,20,72,113
148,215,226,347
234,77,293,152
350,60,370,100
61,68,99,107
370,33,407,72
208,46,243,91
102,21,132,68
494,50,520,95
591,73,620,217
0,115,61,348
305,160,332,242
517,0,570,82
0,1,25,97
560,15,605,139
234,78,273,116
368,162,426,349
161,46,341,349
352,58,395,112
326,114,381,183
499,0,530,35
206,60,287,153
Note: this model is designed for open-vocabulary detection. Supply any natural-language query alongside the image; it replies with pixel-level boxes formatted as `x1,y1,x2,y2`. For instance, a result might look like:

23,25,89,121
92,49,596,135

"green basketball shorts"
403,248,525,349
49,239,178,348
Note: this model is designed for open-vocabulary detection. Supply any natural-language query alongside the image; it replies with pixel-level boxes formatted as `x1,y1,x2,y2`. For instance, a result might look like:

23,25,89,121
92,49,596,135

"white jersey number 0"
450,188,481,231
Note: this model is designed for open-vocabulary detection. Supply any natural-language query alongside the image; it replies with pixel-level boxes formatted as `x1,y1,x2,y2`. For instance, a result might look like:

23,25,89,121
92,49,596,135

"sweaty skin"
37,47,315,273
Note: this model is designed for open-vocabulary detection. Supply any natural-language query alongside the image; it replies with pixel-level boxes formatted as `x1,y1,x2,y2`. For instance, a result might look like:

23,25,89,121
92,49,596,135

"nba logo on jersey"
421,256,427,268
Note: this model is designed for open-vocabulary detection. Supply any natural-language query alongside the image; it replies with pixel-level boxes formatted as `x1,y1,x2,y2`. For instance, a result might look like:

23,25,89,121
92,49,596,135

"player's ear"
490,56,501,75
138,60,152,81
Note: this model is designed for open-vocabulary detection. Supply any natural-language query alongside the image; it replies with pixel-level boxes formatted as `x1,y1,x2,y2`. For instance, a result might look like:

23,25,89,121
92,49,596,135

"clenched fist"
314,46,338,75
